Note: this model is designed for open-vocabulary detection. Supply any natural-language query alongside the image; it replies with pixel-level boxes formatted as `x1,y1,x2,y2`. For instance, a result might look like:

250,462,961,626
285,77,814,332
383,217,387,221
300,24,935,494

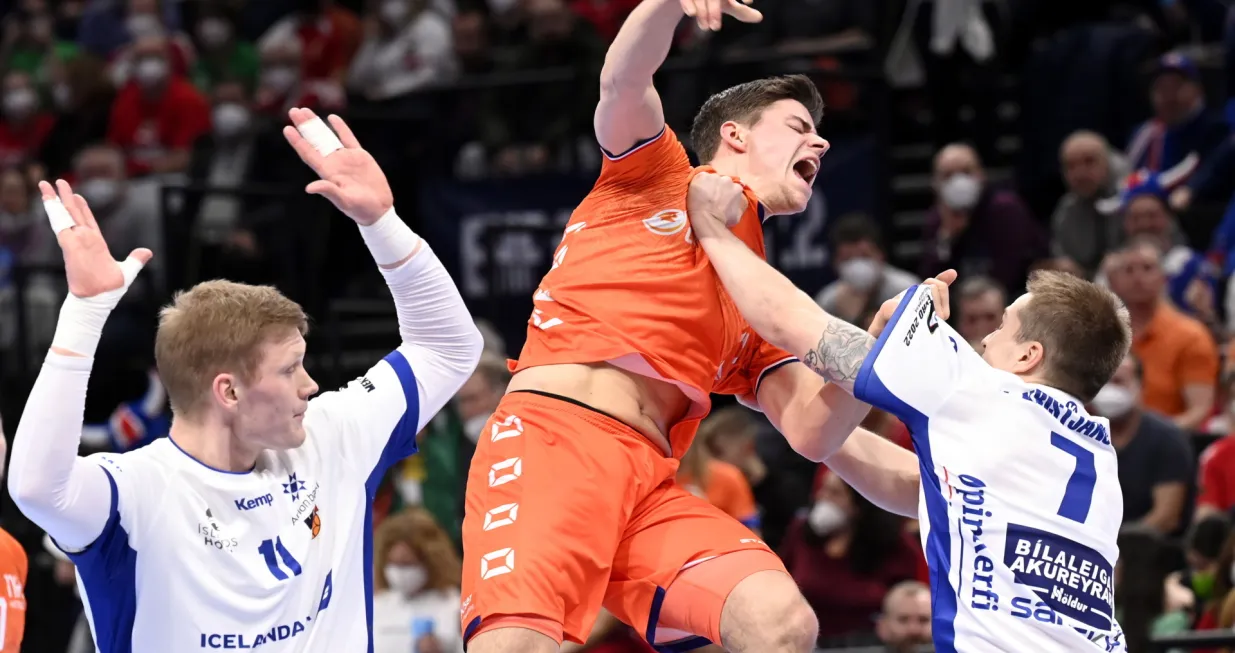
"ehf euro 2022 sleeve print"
305,349,421,474
853,285,964,420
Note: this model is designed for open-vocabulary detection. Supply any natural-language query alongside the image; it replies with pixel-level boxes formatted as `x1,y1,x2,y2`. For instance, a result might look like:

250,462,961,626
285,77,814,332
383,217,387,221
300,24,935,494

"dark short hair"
1016,270,1131,402
690,74,824,162
829,213,883,251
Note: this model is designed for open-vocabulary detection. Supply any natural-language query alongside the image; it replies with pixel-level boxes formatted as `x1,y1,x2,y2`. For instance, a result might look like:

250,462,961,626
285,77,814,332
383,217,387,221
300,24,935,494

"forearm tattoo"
801,319,876,390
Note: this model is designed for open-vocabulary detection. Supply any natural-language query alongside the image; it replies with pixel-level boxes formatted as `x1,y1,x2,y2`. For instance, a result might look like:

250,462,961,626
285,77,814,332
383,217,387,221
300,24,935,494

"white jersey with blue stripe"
67,350,421,653
853,286,1127,653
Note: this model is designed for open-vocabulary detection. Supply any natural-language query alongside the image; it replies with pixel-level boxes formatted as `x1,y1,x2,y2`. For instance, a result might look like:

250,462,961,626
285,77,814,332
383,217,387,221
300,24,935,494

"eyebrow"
788,116,815,134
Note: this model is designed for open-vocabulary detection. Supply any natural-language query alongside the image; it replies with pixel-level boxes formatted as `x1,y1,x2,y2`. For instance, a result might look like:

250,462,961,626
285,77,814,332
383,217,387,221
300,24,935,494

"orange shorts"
460,391,783,649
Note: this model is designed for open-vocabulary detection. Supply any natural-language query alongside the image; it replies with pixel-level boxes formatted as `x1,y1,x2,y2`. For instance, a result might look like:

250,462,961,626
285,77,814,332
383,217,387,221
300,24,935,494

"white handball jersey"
853,286,1127,653
65,350,422,653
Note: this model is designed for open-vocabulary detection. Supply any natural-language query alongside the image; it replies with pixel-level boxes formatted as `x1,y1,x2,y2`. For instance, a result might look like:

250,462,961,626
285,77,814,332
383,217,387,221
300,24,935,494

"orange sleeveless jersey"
511,127,796,458
0,529,26,651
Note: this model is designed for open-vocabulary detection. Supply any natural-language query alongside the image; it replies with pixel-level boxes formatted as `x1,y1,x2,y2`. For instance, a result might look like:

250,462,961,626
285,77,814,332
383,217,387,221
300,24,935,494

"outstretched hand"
867,270,958,338
680,0,762,30
282,108,393,226
40,179,151,299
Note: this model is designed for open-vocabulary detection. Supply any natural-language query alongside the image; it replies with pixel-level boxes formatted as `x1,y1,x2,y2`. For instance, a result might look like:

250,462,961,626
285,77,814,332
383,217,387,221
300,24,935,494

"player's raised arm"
283,109,483,465
594,0,760,155
8,180,152,550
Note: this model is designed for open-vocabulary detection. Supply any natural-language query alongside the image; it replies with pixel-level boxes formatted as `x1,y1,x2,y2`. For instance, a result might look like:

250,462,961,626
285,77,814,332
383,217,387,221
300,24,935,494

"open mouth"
793,156,820,185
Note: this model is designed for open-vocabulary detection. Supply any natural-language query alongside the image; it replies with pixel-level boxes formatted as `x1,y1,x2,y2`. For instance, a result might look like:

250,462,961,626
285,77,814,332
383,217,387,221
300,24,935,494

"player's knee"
467,625,559,653
721,571,818,652
765,595,818,652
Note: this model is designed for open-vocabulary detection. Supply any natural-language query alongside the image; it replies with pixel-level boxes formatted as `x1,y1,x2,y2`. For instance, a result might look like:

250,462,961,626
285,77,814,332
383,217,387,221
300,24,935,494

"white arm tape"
45,196,75,233
296,116,343,157
50,256,147,358
359,208,421,266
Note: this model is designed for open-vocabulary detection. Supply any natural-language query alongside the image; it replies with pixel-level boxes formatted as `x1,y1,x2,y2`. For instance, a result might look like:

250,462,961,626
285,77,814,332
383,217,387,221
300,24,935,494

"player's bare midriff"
507,363,691,456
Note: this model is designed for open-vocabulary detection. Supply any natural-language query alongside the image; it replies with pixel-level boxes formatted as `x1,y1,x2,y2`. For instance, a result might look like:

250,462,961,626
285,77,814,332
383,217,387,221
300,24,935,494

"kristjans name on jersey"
1020,388,1111,446
235,494,274,511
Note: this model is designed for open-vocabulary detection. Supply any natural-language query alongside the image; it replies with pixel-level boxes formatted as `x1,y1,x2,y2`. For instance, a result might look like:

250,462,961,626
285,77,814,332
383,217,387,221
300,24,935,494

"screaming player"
685,172,1131,652
8,109,482,652
459,0,952,651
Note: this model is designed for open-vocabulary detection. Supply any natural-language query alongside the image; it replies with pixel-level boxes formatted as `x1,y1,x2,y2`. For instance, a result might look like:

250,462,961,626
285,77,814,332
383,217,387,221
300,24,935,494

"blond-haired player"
7,108,483,652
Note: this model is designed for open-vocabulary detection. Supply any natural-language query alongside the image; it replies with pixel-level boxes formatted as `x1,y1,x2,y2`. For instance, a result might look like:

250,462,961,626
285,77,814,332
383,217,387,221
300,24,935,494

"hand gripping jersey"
65,351,421,653
854,286,1127,653
510,127,796,457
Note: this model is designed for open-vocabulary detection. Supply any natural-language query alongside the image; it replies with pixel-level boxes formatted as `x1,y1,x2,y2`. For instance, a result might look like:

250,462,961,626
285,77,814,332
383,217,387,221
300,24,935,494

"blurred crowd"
0,0,1234,652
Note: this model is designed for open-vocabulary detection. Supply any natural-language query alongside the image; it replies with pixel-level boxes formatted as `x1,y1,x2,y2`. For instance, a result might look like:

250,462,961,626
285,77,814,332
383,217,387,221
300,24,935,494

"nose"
303,374,319,398
811,136,830,154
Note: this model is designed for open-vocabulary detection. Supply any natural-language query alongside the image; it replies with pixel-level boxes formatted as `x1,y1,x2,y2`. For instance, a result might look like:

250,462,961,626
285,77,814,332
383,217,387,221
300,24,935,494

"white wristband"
359,208,421,266
296,116,343,157
49,257,147,358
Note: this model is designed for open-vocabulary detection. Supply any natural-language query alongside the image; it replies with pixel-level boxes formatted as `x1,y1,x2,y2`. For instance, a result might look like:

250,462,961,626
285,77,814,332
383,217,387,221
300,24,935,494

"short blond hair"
155,280,308,416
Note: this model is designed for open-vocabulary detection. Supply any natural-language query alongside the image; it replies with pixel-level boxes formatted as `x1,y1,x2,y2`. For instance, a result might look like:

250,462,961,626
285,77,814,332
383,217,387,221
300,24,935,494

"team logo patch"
642,210,687,236
303,506,321,539
283,473,307,502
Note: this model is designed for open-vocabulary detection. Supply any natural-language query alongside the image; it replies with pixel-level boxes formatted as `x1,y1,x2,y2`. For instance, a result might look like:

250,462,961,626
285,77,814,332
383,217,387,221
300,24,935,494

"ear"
1013,340,1046,376
719,120,748,154
212,372,241,411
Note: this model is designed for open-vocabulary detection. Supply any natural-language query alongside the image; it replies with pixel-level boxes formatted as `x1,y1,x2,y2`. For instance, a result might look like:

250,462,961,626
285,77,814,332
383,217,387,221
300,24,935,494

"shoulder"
1139,412,1190,443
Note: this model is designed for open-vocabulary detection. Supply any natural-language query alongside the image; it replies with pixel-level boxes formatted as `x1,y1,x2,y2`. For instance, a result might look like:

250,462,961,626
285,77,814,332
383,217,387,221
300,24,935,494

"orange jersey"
511,127,796,457
0,529,26,652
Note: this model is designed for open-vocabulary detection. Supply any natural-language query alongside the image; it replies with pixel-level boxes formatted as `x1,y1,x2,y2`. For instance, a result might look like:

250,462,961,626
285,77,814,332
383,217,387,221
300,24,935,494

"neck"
708,154,777,216
169,414,260,473
1127,300,1158,333
1109,411,1141,448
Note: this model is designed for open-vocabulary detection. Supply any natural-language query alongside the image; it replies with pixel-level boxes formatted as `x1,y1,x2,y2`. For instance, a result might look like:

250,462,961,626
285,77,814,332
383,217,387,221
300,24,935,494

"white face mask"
384,564,428,595
212,102,251,140
1091,384,1135,420
939,173,981,211
807,500,846,536
463,415,489,443
838,257,881,292
197,18,231,48
262,67,298,95
2,88,37,121
381,0,411,24
126,13,164,38
79,178,120,209
134,57,169,87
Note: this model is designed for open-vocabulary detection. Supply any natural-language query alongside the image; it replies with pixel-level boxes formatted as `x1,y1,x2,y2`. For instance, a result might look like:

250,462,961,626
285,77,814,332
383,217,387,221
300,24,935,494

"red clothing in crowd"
106,77,210,176
1198,435,1235,513
569,0,641,41
0,113,56,168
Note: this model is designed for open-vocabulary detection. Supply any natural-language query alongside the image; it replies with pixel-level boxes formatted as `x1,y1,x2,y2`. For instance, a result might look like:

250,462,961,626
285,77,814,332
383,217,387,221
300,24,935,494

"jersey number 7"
1050,432,1096,524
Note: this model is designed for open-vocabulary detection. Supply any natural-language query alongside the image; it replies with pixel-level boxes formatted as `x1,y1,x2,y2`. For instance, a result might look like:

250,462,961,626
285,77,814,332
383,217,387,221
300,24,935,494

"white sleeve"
306,242,482,474
853,284,972,422
7,353,114,551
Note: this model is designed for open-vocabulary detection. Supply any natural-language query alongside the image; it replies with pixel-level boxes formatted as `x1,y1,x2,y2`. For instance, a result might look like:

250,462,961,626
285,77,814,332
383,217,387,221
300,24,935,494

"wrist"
358,207,421,266
51,294,113,358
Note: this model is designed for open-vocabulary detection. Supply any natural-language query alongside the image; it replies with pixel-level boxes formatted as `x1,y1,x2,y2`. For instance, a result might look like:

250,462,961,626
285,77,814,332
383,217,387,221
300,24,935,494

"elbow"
7,467,43,515
462,325,485,372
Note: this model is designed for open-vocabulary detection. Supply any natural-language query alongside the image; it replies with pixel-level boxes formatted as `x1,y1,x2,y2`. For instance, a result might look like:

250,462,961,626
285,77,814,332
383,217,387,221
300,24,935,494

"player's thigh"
715,569,818,653
461,392,650,646
603,482,788,648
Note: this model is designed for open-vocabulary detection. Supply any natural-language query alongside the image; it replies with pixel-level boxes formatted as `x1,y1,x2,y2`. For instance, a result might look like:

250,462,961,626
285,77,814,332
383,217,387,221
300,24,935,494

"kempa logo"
235,494,274,511
642,210,687,236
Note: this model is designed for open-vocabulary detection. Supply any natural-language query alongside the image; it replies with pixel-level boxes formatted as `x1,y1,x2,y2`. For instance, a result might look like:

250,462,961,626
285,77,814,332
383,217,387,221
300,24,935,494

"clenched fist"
687,172,747,234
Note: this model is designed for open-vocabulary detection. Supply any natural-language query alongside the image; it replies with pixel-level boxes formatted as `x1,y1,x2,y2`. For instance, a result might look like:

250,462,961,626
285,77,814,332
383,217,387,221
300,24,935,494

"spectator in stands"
0,165,52,265
258,0,361,87
254,37,345,116
455,350,509,445
186,81,262,254
1126,53,1231,207
1,3,80,83
569,0,639,42
1102,169,1221,327
72,143,162,294
919,143,1046,295
189,6,259,92
104,0,196,83
1174,515,1231,631
700,406,808,552
40,54,114,178
372,507,465,653
814,213,917,328
1196,366,1235,520
348,0,455,103
452,10,493,76
490,0,604,176
1115,526,1191,653
1091,353,1194,536
1051,130,1130,276
954,275,1005,352
0,70,55,169
678,413,761,534
106,35,210,176
1106,240,1218,430
875,581,931,653
781,470,919,645
76,0,183,59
